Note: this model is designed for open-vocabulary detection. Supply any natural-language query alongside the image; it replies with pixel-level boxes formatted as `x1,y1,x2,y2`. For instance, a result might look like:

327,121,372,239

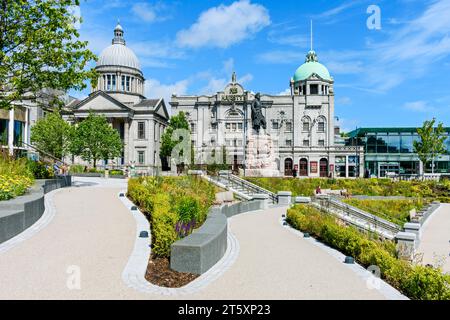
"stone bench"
170,199,267,274
0,176,71,244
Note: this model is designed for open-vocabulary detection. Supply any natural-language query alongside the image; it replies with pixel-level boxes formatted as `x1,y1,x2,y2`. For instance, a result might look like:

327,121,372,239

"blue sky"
72,0,450,132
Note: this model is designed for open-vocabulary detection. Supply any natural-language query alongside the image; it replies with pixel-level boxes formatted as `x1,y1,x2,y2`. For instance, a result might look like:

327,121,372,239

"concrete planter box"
71,173,103,178
0,176,71,244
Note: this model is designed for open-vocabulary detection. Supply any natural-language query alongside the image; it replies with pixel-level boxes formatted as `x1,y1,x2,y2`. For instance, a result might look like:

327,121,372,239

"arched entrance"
299,158,308,176
284,158,293,176
320,158,328,177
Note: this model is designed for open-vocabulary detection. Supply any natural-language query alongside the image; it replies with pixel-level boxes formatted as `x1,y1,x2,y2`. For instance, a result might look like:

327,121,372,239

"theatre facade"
171,50,364,178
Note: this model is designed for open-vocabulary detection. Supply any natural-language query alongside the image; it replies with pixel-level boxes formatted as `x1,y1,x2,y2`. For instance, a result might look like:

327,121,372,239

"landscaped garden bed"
286,204,450,300
246,177,450,202
127,176,217,287
341,198,430,225
0,157,34,201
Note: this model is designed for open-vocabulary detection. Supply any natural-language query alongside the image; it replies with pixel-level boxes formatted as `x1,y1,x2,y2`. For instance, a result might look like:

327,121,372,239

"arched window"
284,158,293,176
302,116,311,132
317,116,326,133
299,158,308,176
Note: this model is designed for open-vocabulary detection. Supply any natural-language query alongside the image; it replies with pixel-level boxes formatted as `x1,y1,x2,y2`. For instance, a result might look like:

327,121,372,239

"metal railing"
19,141,69,166
311,196,401,239
218,171,278,203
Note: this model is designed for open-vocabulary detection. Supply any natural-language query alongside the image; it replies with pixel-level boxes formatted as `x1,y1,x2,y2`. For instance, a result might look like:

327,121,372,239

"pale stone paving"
417,204,450,273
0,177,398,299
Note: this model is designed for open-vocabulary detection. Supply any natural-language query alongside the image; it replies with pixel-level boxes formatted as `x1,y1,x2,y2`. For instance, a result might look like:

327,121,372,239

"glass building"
347,128,450,177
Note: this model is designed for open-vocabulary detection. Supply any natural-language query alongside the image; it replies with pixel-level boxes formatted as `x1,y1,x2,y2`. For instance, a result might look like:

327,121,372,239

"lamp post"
243,93,248,177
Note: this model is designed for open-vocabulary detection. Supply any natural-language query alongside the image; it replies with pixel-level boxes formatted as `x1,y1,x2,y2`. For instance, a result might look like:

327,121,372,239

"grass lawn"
342,198,429,225
246,177,450,202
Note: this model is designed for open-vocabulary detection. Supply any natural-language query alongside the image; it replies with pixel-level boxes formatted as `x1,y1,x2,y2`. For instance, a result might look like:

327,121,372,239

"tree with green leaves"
71,112,122,168
413,118,446,174
0,0,97,110
30,111,73,159
160,111,190,165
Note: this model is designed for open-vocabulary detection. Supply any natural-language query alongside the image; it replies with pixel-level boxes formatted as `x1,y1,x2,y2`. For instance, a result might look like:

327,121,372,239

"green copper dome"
293,50,332,82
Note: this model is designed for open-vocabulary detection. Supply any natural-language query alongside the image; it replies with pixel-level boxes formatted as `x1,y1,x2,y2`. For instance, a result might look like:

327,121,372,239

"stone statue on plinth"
242,93,279,177
251,93,266,134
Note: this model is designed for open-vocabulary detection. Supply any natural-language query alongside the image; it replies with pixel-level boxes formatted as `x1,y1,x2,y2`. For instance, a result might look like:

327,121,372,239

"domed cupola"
290,49,333,96
93,22,145,99
293,50,332,83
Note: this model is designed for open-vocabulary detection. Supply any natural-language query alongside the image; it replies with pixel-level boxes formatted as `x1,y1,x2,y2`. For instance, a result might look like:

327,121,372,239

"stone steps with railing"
311,196,402,240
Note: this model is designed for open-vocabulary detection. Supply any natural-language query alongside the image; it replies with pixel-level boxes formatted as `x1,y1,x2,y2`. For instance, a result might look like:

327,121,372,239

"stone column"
277,191,292,205
124,120,130,165
395,232,416,261
24,107,29,146
8,107,14,156
252,193,269,210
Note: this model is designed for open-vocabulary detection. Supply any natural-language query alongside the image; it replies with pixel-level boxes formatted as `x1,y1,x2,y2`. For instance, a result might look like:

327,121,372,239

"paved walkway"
417,204,450,273
0,177,387,299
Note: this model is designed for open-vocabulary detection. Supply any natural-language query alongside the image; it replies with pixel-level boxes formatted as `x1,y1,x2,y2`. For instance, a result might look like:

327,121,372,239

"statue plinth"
243,130,280,177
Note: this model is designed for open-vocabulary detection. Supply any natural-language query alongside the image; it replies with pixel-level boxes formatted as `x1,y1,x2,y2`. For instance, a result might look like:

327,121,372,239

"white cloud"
176,0,271,49
267,23,308,48
314,1,360,19
338,118,360,133
131,2,170,23
145,78,190,109
257,50,300,64
337,97,352,106
277,88,291,95
403,101,435,113
130,40,185,68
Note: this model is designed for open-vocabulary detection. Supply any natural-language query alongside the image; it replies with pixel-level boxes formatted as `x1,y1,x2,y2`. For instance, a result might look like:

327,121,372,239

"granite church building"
171,50,364,178
62,23,169,175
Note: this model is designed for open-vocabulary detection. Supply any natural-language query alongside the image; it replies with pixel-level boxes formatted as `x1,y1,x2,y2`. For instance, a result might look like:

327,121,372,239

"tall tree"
413,118,446,174
160,111,190,163
0,0,97,110
71,112,122,168
30,111,73,159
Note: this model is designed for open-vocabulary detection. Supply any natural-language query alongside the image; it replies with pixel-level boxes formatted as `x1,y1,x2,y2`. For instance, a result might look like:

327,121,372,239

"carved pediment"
73,91,131,112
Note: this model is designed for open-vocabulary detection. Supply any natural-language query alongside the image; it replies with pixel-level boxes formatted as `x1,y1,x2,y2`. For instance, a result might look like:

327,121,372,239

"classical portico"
63,23,169,174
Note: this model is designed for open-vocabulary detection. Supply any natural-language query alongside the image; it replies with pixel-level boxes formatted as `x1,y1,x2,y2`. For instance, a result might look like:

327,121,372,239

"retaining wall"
0,176,72,244
170,199,266,275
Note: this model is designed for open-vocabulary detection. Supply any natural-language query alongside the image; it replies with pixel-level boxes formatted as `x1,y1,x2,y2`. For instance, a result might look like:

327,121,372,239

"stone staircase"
206,171,278,204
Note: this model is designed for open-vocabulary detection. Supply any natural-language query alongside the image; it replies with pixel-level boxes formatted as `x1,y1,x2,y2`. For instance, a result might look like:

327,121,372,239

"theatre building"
171,49,364,178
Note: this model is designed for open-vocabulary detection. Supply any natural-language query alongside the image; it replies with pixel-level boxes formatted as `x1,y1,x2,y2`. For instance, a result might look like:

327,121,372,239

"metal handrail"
329,198,402,230
219,172,278,203
20,141,68,166
312,196,401,238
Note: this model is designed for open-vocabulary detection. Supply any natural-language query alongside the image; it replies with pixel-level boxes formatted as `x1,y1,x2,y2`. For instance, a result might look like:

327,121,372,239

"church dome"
293,50,332,82
96,23,141,71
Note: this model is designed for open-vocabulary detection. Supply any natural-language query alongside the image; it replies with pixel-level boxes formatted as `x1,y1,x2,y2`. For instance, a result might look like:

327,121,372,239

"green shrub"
176,196,200,223
26,160,54,179
287,204,450,300
69,165,85,174
127,176,215,258
0,157,34,201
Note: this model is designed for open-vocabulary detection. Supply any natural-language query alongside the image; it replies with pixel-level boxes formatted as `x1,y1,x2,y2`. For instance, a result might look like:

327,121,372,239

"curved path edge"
279,215,409,300
0,187,64,255
119,191,240,296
